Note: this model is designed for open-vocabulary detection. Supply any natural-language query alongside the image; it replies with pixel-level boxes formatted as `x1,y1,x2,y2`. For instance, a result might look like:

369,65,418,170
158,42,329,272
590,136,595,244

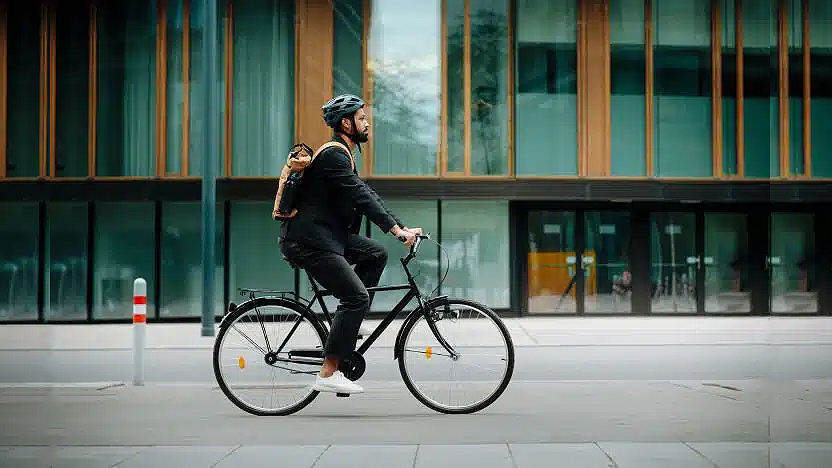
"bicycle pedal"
336,392,350,398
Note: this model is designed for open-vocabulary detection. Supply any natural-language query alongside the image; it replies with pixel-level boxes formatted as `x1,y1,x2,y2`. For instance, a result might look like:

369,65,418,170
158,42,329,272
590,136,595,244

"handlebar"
396,233,431,264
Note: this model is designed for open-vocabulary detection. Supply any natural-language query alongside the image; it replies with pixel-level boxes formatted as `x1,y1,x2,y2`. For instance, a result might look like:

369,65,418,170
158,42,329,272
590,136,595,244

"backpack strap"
312,141,354,171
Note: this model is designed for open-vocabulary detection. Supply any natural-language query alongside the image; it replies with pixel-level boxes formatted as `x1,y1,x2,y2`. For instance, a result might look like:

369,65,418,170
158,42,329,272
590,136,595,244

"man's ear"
340,117,351,133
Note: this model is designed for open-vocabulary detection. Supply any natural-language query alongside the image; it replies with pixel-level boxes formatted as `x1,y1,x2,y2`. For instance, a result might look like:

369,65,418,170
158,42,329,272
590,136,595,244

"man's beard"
355,130,369,143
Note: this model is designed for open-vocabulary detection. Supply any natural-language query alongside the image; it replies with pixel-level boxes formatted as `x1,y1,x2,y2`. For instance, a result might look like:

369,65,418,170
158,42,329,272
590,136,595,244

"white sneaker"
311,371,364,394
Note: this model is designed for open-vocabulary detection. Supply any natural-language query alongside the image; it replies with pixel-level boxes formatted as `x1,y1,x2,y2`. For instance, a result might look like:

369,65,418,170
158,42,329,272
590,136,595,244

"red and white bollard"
133,278,147,386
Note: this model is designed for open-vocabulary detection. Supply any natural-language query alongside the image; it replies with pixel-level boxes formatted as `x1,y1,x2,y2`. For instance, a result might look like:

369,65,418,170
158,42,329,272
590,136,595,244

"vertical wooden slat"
294,0,334,152
645,0,653,177
0,2,7,178
48,5,56,178
584,0,610,176
439,0,448,176
181,0,190,176
736,0,744,177
88,4,98,178
712,0,723,178
778,0,788,177
802,0,810,177
224,0,232,177
603,0,610,176
463,0,471,176
39,4,47,178
506,0,514,177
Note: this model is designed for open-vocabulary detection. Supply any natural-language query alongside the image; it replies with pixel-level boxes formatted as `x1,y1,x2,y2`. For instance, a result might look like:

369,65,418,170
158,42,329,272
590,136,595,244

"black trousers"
280,234,388,360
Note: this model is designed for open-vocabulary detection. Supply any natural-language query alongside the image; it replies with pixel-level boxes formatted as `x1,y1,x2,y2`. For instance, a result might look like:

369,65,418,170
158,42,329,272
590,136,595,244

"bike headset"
321,94,367,154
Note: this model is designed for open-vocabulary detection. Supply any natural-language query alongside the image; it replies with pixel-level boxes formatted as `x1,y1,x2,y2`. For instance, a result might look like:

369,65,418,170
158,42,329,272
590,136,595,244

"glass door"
583,211,631,314
526,211,577,314
770,213,817,314
649,213,698,313
704,213,750,314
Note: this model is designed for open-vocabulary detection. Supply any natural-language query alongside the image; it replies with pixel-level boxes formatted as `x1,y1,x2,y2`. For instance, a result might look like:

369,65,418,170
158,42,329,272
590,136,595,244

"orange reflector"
238,356,246,369
425,347,432,359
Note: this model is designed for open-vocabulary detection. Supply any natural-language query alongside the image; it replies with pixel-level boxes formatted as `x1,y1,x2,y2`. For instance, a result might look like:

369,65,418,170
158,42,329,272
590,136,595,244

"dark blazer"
279,136,403,255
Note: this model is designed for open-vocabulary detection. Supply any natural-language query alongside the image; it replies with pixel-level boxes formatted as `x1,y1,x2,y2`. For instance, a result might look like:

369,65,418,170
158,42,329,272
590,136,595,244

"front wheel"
397,299,515,414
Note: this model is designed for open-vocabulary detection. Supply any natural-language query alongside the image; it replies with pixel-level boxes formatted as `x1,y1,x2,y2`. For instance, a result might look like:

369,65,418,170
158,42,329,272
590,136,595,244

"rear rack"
237,288,311,306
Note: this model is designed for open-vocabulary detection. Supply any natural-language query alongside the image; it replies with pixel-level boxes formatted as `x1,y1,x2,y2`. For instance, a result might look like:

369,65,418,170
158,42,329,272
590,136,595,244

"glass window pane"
526,210,576,314
333,0,365,172
704,213,750,313
743,0,778,178
231,0,295,177
649,213,697,313
810,0,832,177
788,0,804,176
584,211,631,314
610,0,646,176
368,0,440,175
652,0,713,177
0,203,39,321
166,0,185,176
93,202,155,320
55,2,90,178
722,0,738,176
160,202,225,318
188,0,227,177
46,203,88,321
770,213,816,313
440,200,510,308
446,0,465,173
515,0,577,176
229,202,295,298
6,2,41,178
470,0,509,176
96,1,157,177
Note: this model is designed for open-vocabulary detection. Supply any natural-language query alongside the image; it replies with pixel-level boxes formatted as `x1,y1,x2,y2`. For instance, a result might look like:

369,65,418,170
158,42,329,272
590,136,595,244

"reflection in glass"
704,213,749,313
809,1,832,177
610,0,646,176
369,1,440,175
584,212,631,314
55,2,90,178
6,2,41,177
526,211,576,314
229,202,295,299
0,204,39,321
742,0,778,178
514,0,577,175
770,213,816,313
96,1,157,177
470,0,509,176
231,0,294,177
160,203,225,318
441,201,510,308
94,203,155,320
333,0,365,172
46,203,88,321
721,0,737,175
650,213,697,313
446,0,465,173
652,0,712,177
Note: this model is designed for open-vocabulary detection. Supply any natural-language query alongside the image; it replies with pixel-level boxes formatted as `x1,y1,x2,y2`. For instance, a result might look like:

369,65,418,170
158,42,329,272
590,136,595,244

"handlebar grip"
397,235,407,242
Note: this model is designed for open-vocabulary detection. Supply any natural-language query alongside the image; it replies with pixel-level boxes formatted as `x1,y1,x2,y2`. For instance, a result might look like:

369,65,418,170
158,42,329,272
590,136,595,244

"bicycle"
212,234,515,416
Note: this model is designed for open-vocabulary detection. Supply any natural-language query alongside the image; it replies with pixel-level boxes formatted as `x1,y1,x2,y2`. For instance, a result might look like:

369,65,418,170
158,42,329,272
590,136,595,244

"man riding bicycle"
279,94,422,395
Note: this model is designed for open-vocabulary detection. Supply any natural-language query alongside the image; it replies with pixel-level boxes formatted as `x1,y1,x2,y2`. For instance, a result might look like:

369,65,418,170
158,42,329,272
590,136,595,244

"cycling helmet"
322,94,365,128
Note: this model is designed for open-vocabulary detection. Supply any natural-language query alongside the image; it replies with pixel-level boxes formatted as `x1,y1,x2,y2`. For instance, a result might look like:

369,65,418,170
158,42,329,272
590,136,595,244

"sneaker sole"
312,384,364,394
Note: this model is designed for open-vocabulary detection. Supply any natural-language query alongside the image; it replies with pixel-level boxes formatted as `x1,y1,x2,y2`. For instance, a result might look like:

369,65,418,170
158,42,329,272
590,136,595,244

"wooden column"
583,0,610,177
294,0,334,148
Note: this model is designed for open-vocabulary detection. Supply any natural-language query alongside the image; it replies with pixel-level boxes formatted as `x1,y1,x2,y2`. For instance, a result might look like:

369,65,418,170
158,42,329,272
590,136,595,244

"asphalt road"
1,343,830,385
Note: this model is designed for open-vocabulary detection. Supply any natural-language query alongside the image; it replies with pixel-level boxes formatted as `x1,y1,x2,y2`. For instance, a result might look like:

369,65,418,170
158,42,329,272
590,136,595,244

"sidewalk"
1,442,831,467
1,316,831,351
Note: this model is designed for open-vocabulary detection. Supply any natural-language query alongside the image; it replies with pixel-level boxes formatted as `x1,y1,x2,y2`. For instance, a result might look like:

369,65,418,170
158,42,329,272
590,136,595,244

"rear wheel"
397,299,514,414
212,297,328,416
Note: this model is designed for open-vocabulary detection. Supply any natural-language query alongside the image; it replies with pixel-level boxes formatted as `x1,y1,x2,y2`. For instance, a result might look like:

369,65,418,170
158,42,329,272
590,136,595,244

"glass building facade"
0,0,830,322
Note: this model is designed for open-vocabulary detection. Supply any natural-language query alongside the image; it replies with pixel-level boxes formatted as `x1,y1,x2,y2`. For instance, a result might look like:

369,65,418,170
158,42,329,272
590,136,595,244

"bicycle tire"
212,296,328,416
397,298,515,414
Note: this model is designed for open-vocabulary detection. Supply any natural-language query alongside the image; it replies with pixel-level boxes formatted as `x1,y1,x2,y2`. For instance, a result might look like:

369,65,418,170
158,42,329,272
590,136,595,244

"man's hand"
391,225,417,247
404,226,423,236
